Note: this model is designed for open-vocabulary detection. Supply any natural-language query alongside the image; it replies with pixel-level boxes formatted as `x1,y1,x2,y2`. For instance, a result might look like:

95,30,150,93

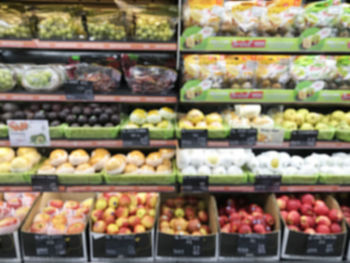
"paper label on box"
257,128,284,145
7,120,50,146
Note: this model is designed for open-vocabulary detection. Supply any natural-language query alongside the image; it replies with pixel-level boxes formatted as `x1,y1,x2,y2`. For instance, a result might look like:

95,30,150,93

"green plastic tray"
0,125,8,138
336,129,350,142
178,173,247,185
49,124,68,139
121,119,175,139
0,163,40,184
57,172,103,185
64,125,120,139
281,174,319,184
104,170,176,185
175,123,230,139
317,128,335,141
319,174,350,184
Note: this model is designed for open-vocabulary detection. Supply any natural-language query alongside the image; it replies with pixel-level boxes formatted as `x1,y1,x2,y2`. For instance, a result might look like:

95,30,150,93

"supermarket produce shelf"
0,139,178,148
0,92,177,103
0,40,177,51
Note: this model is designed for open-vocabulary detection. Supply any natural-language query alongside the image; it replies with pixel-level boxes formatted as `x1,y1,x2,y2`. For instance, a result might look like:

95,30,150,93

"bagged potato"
0,4,32,39
34,5,86,40
85,7,127,41
183,0,224,33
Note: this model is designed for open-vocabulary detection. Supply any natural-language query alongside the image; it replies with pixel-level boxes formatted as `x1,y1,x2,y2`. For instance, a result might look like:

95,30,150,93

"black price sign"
183,176,209,193
35,235,66,256
306,235,337,255
254,175,281,192
229,129,257,146
237,234,267,256
105,235,136,257
65,80,94,101
172,236,201,256
122,129,149,147
290,130,318,147
181,130,207,148
32,175,59,192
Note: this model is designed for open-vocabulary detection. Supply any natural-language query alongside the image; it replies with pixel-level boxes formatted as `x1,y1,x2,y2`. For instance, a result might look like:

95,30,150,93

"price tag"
34,235,66,256
32,175,59,192
65,80,94,101
290,130,318,147
105,235,136,257
173,236,201,256
7,120,50,147
181,130,207,148
257,128,284,145
183,176,209,192
254,175,281,192
229,129,257,146
122,129,149,147
306,234,337,255
237,234,267,256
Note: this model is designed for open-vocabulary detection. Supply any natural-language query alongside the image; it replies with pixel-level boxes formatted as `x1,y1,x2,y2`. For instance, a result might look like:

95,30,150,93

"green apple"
297,108,309,118
300,123,314,130
315,123,328,130
331,110,345,122
306,112,322,125
283,108,297,122
329,120,339,128
294,113,305,126
344,112,350,125
282,121,298,130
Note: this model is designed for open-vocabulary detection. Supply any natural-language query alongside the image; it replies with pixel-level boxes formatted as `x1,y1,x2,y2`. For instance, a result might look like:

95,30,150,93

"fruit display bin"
177,171,248,185
20,192,94,262
104,165,177,186
64,125,120,139
89,193,160,262
280,195,347,261
57,172,104,185
283,128,335,141
175,124,230,139
217,194,281,261
248,173,319,185
0,164,39,184
155,193,218,262
121,120,175,140
319,174,350,185
335,129,350,142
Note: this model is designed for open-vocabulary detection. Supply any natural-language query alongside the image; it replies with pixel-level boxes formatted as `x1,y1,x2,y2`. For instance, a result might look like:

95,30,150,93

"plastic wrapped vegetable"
225,55,255,90
85,8,126,41
183,0,224,33
0,65,16,91
256,56,291,89
221,1,265,37
335,56,350,90
34,5,86,40
74,64,121,92
20,65,66,92
338,4,350,37
0,5,32,39
258,0,302,37
122,53,177,94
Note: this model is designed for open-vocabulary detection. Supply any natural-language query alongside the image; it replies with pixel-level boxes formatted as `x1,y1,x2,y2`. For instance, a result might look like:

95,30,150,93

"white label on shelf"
7,120,50,146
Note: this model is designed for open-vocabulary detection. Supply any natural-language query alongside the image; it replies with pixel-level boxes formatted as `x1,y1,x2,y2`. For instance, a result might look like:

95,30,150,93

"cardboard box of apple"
156,194,217,259
217,194,281,260
278,194,347,260
89,192,158,259
21,193,94,261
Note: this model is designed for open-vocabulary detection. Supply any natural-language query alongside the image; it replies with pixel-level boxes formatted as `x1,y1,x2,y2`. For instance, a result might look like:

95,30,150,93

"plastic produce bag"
20,65,67,92
122,53,177,94
74,63,121,92
221,1,265,37
225,55,255,89
335,56,350,90
85,7,127,41
338,4,350,37
0,64,16,92
183,0,224,33
0,4,32,39
34,5,86,40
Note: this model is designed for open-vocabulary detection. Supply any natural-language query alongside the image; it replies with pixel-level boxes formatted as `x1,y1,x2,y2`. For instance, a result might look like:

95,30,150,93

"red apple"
280,211,288,221
248,204,263,214
48,199,64,209
165,198,175,208
107,224,119,234
300,215,315,229
200,225,210,235
330,223,342,234
301,194,315,206
30,221,47,233
198,210,208,223
119,227,132,234
136,193,147,205
185,206,196,220
108,196,119,209
7,198,22,209
287,199,301,212
304,228,316,234
328,209,343,222
103,215,116,226
187,218,201,233
287,211,300,225
146,194,157,208
263,213,274,226
134,224,146,233
115,207,129,218
67,222,85,234
43,206,58,216
242,215,253,225
92,220,106,233
128,215,140,227
316,224,330,234
316,215,331,226
229,212,240,222
300,203,313,216
34,213,50,223
95,198,108,210
221,223,231,233
314,200,329,216
104,207,115,218
129,205,137,216
253,224,266,234
116,217,129,228
238,224,252,234
288,225,300,231
277,198,287,210
119,194,131,207
141,215,154,229
219,215,228,227
91,209,104,222
280,195,289,202
64,200,80,210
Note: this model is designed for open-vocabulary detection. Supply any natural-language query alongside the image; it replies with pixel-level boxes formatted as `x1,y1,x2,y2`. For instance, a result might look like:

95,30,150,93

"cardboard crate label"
32,175,59,192
181,129,207,148
237,234,267,256
183,176,209,193
105,235,136,257
254,175,281,192
306,235,337,255
65,80,94,101
229,129,257,146
122,129,149,147
290,130,318,147
34,235,66,256
173,236,201,256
